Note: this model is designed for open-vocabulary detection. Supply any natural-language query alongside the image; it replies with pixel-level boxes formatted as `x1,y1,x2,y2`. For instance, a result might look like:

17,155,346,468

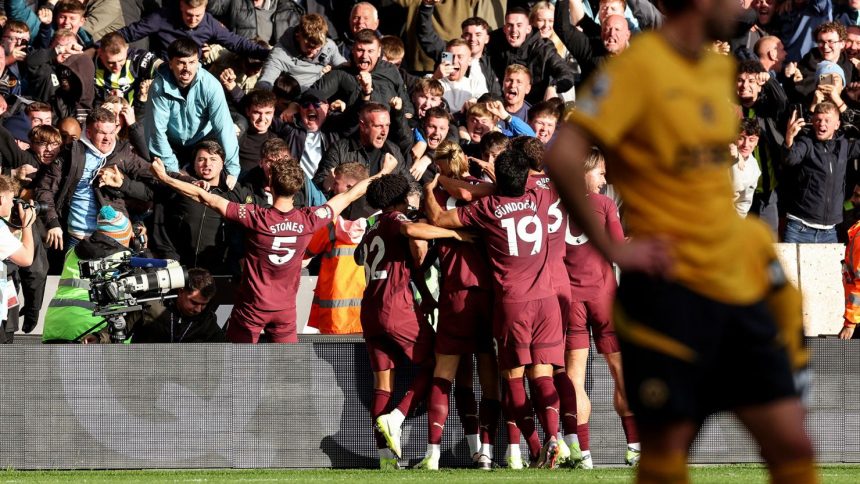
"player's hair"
185,268,217,299
245,89,277,109
740,118,761,137
3,21,30,35
354,29,380,46
494,150,529,197
528,101,561,123
366,173,411,210
99,32,128,55
505,63,532,82
511,136,545,171
467,102,493,120
445,38,469,51
505,6,531,18
26,102,52,115
86,107,116,126
261,138,289,160
737,59,766,75
29,125,62,145
55,0,86,16
0,174,20,196
434,140,469,179
334,162,369,181
411,78,444,98
423,106,451,126
273,73,301,102
380,35,405,61
167,37,200,60
530,1,554,23
269,156,305,198
360,102,389,122
194,140,225,161
181,0,208,7
298,14,328,47
583,147,605,172
461,16,491,32
813,101,841,116
480,131,510,157
814,21,847,41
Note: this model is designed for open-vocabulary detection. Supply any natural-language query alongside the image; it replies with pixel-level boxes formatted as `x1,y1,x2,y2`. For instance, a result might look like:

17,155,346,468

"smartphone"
820,73,837,86
441,52,454,64
792,103,804,119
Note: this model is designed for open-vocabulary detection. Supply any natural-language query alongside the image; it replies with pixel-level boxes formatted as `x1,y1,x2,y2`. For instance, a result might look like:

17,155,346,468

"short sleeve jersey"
225,202,333,311
526,174,568,289
359,211,419,337
565,194,624,301
566,32,776,305
457,189,554,303
433,180,492,292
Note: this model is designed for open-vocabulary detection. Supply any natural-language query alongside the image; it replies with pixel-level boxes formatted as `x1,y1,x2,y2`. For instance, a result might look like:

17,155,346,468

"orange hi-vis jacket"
843,220,860,328
305,216,366,334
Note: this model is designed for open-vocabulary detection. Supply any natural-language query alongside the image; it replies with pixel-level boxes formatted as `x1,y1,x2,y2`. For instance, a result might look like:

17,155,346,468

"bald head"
755,35,786,71
602,15,630,55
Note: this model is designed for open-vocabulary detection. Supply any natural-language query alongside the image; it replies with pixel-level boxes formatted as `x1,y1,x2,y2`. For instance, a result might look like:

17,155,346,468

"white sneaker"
505,446,523,470
376,413,402,458
576,452,593,469
378,448,400,470
473,453,493,470
413,450,440,470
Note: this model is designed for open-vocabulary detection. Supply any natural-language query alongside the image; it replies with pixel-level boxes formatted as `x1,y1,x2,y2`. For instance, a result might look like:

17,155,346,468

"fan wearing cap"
812,61,848,113
280,88,345,181
42,205,134,343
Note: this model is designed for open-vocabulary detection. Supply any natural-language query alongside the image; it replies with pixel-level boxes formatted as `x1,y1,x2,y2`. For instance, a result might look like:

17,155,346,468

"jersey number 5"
500,216,543,256
269,236,297,265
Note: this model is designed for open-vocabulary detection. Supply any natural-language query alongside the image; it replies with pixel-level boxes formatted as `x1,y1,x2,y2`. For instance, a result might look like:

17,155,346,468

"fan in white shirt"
434,39,488,113
730,120,763,218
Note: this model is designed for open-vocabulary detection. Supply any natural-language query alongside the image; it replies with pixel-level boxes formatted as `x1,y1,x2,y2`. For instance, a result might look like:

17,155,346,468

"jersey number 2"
269,236,297,265
365,236,388,282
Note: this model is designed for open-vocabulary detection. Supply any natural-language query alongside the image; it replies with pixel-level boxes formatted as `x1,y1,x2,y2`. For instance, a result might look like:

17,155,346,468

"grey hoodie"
257,26,347,91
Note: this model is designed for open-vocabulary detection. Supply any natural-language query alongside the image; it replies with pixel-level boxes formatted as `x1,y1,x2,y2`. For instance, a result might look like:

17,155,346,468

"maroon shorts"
364,317,435,372
556,284,573,331
494,296,564,370
567,291,620,354
226,303,298,343
436,288,494,355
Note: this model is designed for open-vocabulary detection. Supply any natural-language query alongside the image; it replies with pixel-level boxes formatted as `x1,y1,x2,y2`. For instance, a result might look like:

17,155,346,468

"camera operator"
127,268,225,343
42,205,134,343
0,174,36,343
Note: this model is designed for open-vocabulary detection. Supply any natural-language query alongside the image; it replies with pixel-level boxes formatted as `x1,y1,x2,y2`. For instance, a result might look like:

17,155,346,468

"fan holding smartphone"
813,61,847,112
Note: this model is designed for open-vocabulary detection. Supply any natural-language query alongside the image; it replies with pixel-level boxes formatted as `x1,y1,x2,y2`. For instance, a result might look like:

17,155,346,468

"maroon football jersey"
225,202,333,311
565,193,625,301
526,174,568,288
433,180,492,292
457,188,554,303
359,210,421,338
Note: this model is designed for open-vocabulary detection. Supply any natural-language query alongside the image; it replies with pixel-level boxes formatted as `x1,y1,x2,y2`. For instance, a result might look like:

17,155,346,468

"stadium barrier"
14,244,849,338
0,338,854,469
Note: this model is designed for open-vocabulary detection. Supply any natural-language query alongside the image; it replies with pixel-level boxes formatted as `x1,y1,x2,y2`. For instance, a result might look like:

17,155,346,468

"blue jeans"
783,219,838,243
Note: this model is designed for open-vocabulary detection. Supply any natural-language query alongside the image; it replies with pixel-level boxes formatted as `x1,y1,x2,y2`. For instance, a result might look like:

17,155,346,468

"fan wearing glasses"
786,21,857,105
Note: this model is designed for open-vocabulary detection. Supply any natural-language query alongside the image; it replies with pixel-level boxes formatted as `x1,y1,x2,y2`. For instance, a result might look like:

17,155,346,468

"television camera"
80,255,187,343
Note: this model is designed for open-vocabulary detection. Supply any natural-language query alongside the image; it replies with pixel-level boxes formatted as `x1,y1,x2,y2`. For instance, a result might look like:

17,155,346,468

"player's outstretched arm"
401,222,473,242
325,153,400,219
439,174,494,201
424,175,464,228
150,157,229,216
546,124,671,275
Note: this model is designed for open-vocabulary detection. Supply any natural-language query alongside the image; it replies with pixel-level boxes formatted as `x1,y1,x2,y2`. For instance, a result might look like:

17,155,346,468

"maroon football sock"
372,389,392,449
479,398,501,445
553,372,578,436
532,376,560,441
396,365,433,416
528,378,547,434
428,377,452,445
454,385,480,435
577,423,591,451
621,415,640,444
504,377,540,457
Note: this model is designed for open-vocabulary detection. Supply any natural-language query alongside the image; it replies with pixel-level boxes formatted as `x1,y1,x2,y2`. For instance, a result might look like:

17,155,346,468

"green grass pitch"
0,466,858,483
